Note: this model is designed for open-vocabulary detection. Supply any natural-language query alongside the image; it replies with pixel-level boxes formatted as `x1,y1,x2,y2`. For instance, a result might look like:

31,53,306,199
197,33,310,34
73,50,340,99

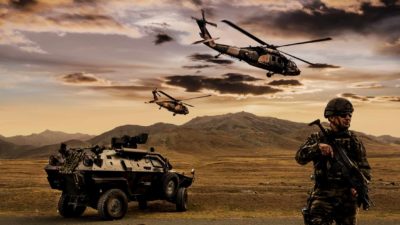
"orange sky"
0,0,399,137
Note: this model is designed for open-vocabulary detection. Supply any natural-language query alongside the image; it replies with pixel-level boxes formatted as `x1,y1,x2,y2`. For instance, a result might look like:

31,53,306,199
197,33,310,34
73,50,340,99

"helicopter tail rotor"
192,10,217,46
201,9,217,27
191,9,217,27
152,88,161,96
150,88,161,102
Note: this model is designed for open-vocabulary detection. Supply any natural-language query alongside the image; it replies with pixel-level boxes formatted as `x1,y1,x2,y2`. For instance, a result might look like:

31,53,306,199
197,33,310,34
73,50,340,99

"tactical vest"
313,129,363,188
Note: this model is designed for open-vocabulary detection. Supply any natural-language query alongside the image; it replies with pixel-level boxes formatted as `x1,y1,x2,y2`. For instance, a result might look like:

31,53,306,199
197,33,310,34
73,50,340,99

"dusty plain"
0,145,399,222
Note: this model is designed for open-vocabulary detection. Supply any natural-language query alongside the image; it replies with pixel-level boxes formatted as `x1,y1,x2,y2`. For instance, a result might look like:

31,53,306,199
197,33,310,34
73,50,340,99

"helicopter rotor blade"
279,50,314,65
275,37,332,48
205,21,217,27
192,37,220,45
182,102,194,107
158,90,179,101
221,20,272,48
180,94,212,101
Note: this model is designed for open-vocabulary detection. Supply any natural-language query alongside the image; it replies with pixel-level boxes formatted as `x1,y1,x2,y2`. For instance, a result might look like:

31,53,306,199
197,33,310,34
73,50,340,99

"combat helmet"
324,97,353,118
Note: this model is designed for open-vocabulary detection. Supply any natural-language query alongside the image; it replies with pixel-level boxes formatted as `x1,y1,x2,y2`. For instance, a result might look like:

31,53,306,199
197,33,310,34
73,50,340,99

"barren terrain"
1,113,399,224
1,145,399,223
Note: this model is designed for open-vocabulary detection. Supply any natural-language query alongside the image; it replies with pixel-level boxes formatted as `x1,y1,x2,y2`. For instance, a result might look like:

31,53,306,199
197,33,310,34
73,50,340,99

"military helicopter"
192,10,332,77
145,89,211,116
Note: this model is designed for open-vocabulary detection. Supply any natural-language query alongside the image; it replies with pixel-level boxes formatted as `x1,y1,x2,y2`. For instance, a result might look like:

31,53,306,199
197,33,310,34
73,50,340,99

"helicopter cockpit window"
288,61,296,68
248,51,258,60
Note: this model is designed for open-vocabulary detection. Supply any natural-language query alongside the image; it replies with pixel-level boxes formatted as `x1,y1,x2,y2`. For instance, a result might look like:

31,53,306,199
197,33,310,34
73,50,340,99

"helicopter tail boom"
192,9,217,47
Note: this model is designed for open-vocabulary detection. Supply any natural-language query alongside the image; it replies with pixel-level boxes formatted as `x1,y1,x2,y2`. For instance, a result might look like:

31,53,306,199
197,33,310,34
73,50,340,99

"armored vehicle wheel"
162,173,179,200
176,187,188,212
97,189,128,220
58,193,86,217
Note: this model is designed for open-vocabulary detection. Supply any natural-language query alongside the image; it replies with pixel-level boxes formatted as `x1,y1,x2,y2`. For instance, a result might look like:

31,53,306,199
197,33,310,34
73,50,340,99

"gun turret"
111,133,148,149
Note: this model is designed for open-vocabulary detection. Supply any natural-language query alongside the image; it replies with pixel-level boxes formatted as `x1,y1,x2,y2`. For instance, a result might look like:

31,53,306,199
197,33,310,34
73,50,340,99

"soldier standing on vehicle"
296,97,371,225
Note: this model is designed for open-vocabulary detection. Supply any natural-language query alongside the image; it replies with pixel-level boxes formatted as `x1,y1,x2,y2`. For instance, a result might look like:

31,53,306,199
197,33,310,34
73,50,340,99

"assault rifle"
309,119,373,210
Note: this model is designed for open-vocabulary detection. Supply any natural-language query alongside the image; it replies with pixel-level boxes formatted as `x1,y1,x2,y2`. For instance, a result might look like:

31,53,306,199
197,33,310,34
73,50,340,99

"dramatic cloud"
378,41,400,56
188,53,234,65
165,73,281,95
351,82,384,89
308,63,341,69
0,1,142,53
60,72,111,86
91,85,154,99
10,0,37,10
59,72,164,99
302,70,400,83
268,79,303,86
46,13,121,26
92,85,152,92
378,96,400,102
242,0,400,52
190,0,203,7
88,76,165,99
150,22,171,28
74,0,98,4
340,93,400,102
62,72,98,84
246,0,400,37
222,73,261,82
154,33,174,45
182,64,213,69
141,21,175,45
341,93,372,101
0,29,47,54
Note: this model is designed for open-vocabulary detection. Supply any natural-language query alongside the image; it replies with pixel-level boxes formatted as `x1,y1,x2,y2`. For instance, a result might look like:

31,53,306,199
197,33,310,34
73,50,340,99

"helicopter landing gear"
214,53,221,58
266,72,274,78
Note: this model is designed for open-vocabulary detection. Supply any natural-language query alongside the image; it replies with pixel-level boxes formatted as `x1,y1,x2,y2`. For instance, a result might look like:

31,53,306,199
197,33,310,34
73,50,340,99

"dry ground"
0,146,399,221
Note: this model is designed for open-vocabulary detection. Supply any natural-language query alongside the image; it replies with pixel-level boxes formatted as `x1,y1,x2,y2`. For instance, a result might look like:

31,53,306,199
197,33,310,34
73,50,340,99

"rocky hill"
0,139,33,158
0,112,398,159
376,135,400,145
22,139,92,159
89,123,177,146
88,112,392,156
3,130,94,146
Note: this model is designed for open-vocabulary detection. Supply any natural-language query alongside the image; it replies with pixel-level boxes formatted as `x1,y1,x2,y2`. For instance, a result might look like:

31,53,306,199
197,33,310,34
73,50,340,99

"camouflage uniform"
296,128,371,225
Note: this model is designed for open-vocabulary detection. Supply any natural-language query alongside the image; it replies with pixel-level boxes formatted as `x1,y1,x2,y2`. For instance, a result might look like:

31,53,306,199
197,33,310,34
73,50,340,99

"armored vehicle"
45,133,194,220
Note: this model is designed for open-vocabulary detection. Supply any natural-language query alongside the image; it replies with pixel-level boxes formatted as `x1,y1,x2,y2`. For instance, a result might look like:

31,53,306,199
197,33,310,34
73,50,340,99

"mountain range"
0,112,398,159
1,130,93,146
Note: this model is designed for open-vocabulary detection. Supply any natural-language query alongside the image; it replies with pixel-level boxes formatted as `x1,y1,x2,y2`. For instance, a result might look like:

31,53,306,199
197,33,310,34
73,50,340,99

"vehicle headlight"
83,155,93,167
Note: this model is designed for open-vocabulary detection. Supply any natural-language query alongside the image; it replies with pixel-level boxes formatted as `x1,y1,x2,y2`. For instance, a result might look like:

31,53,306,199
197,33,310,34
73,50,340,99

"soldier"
296,98,371,225
49,143,68,166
